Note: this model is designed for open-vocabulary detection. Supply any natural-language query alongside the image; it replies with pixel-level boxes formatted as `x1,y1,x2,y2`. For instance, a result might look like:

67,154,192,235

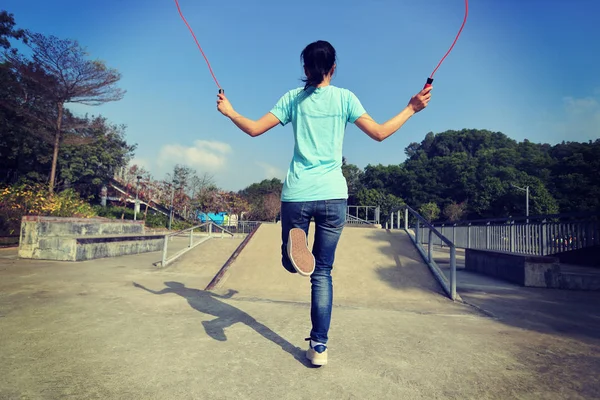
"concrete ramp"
214,223,452,311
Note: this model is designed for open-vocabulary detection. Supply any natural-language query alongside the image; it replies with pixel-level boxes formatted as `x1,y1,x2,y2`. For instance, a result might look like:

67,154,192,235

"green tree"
0,10,25,49
0,58,57,184
238,178,283,221
5,31,125,192
57,116,135,197
342,156,364,203
419,202,440,223
237,130,599,222
356,188,404,224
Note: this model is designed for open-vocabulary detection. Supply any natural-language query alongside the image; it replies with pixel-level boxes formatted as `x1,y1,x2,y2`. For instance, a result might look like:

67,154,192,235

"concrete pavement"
1,226,599,399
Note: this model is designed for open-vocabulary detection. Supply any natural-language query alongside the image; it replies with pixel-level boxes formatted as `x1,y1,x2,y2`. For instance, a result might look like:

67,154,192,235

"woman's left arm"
217,92,280,137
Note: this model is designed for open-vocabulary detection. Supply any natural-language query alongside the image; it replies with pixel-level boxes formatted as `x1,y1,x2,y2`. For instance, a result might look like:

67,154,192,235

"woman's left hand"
217,92,235,118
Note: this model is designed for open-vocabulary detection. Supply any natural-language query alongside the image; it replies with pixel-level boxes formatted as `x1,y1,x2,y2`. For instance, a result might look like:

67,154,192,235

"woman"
216,40,432,366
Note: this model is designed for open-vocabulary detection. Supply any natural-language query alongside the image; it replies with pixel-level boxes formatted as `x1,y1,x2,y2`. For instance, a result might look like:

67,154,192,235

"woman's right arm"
355,86,432,142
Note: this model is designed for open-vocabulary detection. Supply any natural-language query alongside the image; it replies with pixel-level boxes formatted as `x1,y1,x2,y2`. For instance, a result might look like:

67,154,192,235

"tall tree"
342,156,364,204
189,171,215,199
0,10,25,49
57,116,136,197
239,178,282,208
5,31,125,192
0,61,52,184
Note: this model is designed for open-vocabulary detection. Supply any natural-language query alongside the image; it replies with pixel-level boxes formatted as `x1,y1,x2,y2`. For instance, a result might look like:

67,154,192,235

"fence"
347,205,380,225
419,213,599,256
346,214,376,226
224,220,262,235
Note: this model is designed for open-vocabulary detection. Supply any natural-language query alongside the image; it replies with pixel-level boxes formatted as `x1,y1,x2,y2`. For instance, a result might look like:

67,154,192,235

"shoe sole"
288,228,315,276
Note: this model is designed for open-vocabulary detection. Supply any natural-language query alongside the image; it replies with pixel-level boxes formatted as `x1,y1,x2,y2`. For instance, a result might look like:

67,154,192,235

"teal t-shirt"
270,85,366,202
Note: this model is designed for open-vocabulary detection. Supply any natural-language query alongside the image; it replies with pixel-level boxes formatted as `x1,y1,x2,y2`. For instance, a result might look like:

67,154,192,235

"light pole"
134,175,142,221
511,183,529,223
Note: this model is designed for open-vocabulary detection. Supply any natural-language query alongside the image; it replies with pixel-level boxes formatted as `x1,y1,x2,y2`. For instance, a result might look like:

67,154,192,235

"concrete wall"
21,236,77,261
20,216,144,238
75,235,165,261
465,249,561,288
18,216,160,261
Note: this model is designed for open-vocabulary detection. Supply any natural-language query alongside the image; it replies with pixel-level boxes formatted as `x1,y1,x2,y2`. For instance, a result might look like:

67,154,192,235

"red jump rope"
174,0,468,94
174,0,224,94
424,0,469,90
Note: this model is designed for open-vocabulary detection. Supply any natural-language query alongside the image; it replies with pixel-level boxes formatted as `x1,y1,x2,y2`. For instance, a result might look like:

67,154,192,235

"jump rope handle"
219,89,224,94
423,77,433,90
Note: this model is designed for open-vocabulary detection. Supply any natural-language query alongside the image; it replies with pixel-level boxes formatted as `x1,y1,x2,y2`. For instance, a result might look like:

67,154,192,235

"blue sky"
3,0,600,191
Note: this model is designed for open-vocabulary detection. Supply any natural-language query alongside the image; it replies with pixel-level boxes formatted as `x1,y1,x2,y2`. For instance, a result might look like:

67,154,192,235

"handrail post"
510,221,515,252
161,235,168,268
404,208,409,231
452,224,456,246
467,223,471,248
428,229,433,263
450,245,457,300
189,228,193,248
416,220,420,244
541,219,548,256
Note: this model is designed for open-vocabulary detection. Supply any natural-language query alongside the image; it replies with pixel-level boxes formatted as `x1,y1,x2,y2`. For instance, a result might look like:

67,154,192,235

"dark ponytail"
301,40,336,91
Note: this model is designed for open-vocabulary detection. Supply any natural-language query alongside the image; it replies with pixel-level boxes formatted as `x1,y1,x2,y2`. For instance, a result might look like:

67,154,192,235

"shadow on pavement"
133,281,315,367
367,233,600,345
368,230,446,296
458,280,600,344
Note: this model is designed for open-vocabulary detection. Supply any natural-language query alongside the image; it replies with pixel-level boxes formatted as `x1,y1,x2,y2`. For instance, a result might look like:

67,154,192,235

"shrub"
0,183,96,235
145,212,168,229
171,220,193,231
93,205,137,220
419,201,440,223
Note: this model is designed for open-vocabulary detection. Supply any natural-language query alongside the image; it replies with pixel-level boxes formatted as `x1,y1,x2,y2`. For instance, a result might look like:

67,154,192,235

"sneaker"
305,338,327,366
287,228,315,276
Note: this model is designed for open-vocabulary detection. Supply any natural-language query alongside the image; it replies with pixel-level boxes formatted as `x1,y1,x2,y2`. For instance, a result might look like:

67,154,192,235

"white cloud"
547,93,600,142
563,96,600,115
129,157,152,172
158,140,232,172
256,161,285,180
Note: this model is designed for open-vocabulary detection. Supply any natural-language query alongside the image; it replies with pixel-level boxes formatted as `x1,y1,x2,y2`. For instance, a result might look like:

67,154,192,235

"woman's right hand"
217,92,235,118
408,86,432,113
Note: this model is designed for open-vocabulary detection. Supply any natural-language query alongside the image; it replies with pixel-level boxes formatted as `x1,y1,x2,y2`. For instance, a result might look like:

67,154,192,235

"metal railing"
347,205,380,225
346,214,377,226
157,221,236,268
403,206,457,301
386,209,404,230
225,221,262,235
420,213,599,256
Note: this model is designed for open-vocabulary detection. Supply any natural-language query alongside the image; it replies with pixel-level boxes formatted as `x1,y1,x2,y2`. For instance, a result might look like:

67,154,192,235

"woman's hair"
301,40,336,90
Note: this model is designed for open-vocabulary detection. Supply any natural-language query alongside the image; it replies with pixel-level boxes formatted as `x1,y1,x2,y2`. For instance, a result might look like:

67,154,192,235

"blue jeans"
280,199,347,344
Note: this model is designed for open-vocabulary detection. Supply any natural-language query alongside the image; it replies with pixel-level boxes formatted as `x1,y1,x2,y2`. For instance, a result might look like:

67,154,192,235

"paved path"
427,243,600,342
0,226,599,399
